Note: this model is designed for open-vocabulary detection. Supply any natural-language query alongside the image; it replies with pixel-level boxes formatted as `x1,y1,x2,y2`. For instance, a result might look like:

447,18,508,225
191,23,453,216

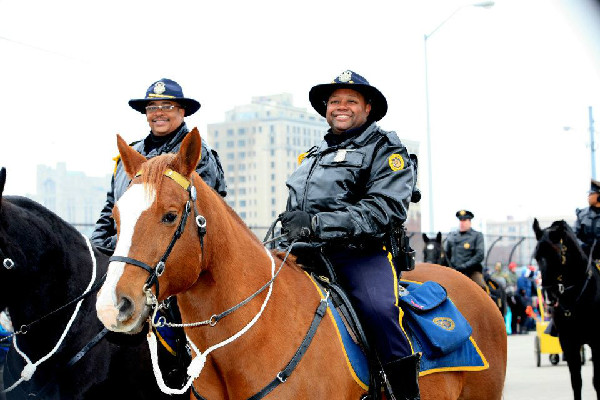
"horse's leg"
563,342,583,400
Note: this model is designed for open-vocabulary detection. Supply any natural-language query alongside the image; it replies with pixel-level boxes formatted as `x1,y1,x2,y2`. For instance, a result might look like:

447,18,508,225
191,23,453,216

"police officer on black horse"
278,70,421,400
575,179,600,260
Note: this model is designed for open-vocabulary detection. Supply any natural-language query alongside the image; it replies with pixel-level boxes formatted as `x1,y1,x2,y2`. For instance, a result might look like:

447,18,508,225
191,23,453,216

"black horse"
422,232,507,317
533,218,600,400
422,232,447,265
0,167,188,400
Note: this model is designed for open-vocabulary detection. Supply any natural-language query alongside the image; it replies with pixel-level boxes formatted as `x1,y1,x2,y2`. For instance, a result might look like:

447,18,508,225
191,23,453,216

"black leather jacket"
575,206,600,258
91,123,227,251
444,228,485,273
285,122,417,247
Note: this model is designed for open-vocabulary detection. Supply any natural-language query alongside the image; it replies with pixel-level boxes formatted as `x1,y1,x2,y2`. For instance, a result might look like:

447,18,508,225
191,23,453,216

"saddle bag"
397,281,472,357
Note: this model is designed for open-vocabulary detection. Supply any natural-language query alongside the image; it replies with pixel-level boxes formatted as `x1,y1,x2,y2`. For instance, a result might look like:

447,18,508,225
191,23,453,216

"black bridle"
109,169,207,303
536,232,595,316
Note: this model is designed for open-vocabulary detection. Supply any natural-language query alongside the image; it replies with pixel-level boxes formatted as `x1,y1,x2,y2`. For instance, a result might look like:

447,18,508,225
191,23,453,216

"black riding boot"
382,353,421,400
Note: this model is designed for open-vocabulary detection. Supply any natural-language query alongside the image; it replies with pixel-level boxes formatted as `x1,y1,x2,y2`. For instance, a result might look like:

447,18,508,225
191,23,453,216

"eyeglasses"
145,105,181,113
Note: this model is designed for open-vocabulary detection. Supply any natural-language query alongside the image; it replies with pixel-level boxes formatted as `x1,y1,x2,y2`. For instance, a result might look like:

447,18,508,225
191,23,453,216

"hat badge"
153,81,166,95
459,210,466,216
337,70,353,83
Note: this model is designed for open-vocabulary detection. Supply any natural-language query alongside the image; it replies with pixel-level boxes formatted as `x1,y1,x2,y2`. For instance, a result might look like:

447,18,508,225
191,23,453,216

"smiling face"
325,88,371,134
146,100,185,136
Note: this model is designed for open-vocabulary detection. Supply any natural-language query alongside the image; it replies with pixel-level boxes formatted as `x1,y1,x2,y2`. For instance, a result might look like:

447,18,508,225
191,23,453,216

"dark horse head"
422,232,446,265
0,167,185,399
532,218,591,312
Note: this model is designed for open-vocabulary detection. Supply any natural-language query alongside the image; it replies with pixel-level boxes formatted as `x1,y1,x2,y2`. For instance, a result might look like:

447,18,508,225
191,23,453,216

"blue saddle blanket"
322,278,488,382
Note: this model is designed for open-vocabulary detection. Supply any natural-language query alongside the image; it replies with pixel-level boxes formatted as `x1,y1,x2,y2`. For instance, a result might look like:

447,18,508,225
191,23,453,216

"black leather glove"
279,211,313,241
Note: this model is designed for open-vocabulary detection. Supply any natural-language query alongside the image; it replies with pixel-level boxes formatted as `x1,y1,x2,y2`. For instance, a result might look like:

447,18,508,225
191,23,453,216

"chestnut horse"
96,129,507,399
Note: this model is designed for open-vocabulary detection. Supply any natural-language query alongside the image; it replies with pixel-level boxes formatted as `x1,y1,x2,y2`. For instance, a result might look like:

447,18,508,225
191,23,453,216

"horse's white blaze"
96,184,156,329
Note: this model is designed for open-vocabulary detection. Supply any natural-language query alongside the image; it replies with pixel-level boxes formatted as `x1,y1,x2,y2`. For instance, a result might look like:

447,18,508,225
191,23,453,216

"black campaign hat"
309,70,388,122
128,78,200,117
590,179,600,194
456,210,474,220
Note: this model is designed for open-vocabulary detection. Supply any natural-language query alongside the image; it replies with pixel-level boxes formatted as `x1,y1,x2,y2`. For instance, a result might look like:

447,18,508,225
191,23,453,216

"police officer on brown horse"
279,70,421,400
445,210,487,290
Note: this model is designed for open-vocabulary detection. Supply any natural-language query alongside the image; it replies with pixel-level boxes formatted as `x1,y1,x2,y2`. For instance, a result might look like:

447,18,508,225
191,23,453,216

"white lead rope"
3,233,97,393
148,245,277,395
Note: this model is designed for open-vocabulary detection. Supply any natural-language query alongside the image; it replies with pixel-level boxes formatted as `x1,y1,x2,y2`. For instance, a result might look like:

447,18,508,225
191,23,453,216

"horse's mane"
139,154,263,247
3,195,79,237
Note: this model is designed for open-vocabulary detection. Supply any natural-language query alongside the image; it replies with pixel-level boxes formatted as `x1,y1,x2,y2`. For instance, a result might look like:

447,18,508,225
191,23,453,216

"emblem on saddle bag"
397,281,472,357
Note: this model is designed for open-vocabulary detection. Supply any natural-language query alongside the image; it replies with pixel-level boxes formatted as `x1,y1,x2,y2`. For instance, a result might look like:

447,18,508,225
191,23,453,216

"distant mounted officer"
445,210,487,290
575,178,600,259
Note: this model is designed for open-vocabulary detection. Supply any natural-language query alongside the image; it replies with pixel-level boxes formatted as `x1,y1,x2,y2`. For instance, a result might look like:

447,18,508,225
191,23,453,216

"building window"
238,139,246,146
227,129,234,136
227,141,234,148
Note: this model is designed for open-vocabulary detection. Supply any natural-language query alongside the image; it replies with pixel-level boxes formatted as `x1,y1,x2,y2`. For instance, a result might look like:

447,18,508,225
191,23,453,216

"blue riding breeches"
326,247,414,364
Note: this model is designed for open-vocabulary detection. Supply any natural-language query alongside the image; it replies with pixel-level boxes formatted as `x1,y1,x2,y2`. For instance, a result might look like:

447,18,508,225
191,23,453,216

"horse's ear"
533,218,543,240
175,127,202,177
436,232,442,242
0,167,5,198
117,134,147,178
422,233,429,241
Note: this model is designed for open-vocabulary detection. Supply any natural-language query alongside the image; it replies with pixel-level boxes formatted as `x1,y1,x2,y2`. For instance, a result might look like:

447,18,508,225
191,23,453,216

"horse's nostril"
117,296,134,322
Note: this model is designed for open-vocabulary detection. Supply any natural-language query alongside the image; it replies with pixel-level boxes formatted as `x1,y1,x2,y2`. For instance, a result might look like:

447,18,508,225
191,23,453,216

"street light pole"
423,1,494,234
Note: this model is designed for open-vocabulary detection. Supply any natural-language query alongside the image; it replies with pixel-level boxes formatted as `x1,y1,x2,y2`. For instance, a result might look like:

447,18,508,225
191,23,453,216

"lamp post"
423,1,494,234
564,106,596,179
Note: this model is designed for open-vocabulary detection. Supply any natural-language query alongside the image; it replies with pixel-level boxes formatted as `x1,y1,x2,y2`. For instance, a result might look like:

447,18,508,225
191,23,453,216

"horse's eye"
161,212,178,224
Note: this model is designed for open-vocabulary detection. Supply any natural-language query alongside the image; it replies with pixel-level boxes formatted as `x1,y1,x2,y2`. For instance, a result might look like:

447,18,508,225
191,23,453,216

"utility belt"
387,225,415,272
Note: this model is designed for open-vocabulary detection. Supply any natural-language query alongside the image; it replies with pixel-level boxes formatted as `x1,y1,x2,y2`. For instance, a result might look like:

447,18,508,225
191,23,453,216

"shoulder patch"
388,154,405,171
298,151,308,165
112,155,121,177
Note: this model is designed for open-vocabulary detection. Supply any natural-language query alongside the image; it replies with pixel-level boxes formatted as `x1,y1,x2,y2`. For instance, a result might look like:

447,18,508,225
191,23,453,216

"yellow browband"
135,169,191,191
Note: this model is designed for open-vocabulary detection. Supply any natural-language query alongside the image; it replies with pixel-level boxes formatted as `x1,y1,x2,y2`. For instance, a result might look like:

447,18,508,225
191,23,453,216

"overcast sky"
1,0,599,232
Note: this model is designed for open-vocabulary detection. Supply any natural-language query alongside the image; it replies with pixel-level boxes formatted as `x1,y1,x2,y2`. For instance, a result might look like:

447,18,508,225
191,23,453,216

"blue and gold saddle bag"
398,281,472,357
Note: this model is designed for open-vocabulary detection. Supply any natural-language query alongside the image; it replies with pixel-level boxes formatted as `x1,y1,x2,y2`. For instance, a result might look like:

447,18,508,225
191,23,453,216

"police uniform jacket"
285,122,417,247
444,228,485,273
91,123,227,250
575,206,600,258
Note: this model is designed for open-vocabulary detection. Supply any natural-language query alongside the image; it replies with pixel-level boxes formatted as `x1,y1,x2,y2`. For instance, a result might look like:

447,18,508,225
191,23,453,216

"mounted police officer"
92,77,227,252
279,70,421,400
575,179,600,259
91,78,227,388
445,210,487,290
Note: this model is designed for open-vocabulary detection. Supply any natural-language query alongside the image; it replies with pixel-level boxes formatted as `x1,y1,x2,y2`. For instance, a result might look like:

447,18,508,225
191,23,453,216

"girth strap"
247,298,328,400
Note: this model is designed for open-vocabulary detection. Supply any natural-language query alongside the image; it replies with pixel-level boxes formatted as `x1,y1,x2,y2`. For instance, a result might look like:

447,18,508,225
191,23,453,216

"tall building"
34,163,111,236
208,93,422,237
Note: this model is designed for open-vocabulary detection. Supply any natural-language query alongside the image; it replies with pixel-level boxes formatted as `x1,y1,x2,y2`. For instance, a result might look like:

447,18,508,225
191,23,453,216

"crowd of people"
490,262,539,335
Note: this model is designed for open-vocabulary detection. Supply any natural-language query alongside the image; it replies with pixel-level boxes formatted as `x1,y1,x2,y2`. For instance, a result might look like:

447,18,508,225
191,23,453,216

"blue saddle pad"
310,275,488,384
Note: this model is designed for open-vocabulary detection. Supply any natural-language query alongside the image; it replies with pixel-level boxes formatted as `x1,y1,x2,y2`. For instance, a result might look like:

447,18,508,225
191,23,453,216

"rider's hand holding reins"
279,211,313,241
